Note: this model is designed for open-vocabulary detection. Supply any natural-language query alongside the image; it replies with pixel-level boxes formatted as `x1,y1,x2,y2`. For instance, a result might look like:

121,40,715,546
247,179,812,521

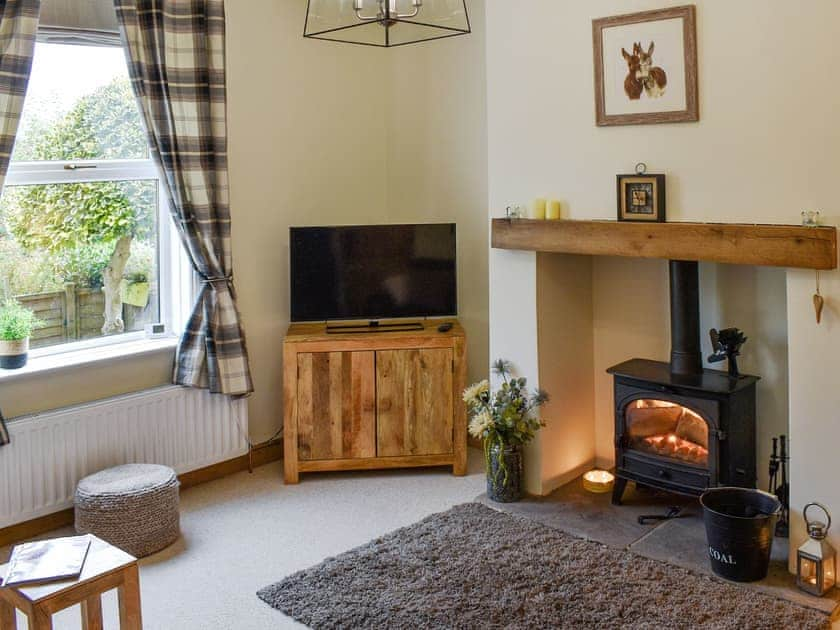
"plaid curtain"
114,0,253,396
0,0,40,446
0,0,39,192
0,408,8,446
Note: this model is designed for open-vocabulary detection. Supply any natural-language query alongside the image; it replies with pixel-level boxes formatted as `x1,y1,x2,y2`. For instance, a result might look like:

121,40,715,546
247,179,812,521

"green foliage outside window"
0,77,156,335
4,78,154,254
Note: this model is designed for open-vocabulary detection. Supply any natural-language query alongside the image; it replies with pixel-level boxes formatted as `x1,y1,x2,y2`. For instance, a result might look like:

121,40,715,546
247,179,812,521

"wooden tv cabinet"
282,319,467,484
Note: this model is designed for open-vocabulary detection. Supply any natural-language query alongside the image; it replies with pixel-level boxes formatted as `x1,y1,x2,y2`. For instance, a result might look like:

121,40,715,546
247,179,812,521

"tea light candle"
547,200,562,220
582,469,615,494
532,198,547,220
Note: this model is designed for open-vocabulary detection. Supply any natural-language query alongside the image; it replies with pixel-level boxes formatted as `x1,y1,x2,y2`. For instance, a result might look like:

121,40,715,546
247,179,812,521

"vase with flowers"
464,359,549,503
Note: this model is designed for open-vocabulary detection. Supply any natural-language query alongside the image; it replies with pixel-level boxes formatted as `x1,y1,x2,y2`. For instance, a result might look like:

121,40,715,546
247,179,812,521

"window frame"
1,38,195,360
4,157,193,358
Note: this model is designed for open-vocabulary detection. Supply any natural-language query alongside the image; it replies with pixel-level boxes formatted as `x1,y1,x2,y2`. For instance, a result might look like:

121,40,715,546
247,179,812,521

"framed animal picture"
593,5,698,126
617,173,666,222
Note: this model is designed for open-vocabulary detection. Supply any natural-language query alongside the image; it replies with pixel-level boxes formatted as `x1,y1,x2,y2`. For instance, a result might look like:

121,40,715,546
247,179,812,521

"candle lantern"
582,470,615,494
796,502,836,596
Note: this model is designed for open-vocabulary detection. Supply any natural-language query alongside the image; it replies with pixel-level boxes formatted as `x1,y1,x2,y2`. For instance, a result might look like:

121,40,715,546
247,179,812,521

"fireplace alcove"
490,215,839,571
490,218,837,497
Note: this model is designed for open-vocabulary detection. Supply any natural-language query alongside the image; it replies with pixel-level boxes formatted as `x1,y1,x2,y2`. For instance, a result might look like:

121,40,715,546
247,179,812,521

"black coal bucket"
700,487,782,582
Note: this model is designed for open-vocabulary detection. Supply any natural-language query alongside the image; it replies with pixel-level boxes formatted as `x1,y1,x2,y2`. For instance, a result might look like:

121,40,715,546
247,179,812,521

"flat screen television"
290,223,457,323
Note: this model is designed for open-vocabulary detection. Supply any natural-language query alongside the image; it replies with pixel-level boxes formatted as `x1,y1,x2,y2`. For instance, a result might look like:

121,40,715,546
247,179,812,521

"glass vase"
487,442,523,503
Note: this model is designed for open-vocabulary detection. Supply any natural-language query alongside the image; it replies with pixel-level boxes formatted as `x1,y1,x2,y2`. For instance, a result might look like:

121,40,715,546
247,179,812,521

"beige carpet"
258,503,829,630
1,453,487,629
2,453,836,629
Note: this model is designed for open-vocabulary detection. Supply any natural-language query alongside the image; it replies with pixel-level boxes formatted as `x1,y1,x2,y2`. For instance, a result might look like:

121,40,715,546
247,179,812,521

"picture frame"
617,174,666,222
593,5,698,126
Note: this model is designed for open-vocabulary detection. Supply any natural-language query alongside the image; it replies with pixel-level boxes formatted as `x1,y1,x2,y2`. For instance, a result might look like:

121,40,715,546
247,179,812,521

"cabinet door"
297,351,376,461
376,348,454,457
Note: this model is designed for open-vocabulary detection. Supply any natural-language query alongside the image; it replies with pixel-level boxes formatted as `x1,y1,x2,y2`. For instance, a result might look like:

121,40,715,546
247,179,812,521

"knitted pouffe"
75,464,180,558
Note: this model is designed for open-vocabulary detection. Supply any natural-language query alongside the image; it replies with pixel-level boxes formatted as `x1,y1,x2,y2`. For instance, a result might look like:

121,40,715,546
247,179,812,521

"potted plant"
0,300,39,369
464,359,549,503
120,272,150,309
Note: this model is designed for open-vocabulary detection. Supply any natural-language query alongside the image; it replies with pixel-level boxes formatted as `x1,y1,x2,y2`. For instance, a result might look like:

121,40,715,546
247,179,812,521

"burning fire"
634,399,706,425
636,433,708,465
627,399,709,465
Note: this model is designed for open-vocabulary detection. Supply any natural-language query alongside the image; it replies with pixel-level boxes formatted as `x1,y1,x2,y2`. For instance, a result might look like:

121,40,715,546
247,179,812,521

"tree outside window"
0,43,161,348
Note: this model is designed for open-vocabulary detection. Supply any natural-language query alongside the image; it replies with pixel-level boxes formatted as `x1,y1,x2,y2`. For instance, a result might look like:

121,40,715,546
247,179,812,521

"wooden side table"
0,535,142,629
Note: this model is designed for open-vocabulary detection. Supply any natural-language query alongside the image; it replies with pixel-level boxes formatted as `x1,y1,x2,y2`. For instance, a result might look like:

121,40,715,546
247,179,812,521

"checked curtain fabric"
0,0,38,191
0,0,40,445
114,0,253,396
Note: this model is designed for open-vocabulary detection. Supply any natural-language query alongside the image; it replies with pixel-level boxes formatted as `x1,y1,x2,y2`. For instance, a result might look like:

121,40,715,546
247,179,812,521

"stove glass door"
625,399,708,466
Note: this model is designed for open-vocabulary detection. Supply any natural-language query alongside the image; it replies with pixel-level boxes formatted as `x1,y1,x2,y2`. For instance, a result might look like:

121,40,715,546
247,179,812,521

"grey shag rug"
257,503,829,629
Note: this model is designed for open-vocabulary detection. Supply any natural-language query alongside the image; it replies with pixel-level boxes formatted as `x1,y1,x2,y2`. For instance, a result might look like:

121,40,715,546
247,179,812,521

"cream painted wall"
0,348,174,419
592,257,670,468
226,0,388,440
384,0,489,386
487,0,837,227
537,254,595,493
2,1,489,448
486,0,840,558
787,268,840,570
488,250,541,493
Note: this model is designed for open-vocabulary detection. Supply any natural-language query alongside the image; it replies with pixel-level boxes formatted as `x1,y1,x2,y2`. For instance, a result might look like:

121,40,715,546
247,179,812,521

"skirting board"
540,459,597,497
0,442,283,549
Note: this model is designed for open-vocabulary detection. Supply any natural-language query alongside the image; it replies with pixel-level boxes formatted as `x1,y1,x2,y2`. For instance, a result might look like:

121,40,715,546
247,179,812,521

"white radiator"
0,386,248,528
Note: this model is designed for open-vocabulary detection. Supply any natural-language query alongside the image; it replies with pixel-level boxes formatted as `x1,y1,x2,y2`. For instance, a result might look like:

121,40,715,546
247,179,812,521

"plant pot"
487,443,524,503
0,337,29,369
120,280,150,308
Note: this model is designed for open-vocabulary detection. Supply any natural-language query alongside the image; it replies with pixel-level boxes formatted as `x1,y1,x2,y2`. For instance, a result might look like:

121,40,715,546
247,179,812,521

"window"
1,42,190,354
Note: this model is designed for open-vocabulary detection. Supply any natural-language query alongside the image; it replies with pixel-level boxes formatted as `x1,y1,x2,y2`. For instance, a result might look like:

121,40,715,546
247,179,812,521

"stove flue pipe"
669,260,703,375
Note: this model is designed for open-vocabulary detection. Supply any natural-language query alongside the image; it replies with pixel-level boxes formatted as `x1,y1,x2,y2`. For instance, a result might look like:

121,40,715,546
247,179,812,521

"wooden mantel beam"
491,219,837,270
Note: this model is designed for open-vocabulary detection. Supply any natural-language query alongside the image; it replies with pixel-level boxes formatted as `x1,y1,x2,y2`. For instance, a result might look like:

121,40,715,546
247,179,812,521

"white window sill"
0,337,178,382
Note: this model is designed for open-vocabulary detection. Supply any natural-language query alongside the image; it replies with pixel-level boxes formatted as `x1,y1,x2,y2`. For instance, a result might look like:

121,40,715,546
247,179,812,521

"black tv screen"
290,224,457,322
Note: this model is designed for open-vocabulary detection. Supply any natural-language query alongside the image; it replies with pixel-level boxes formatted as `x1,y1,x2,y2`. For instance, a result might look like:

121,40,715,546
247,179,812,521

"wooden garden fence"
17,283,106,348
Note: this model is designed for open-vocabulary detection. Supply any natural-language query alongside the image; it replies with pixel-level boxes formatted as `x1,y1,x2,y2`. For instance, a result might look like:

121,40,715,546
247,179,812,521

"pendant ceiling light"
304,0,470,47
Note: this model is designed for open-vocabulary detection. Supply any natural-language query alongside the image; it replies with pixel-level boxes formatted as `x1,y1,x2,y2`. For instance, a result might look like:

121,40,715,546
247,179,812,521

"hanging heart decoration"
814,271,824,324
814,293,825,324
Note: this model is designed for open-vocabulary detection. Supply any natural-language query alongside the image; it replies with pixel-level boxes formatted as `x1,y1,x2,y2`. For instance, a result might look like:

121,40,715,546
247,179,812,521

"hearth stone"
478,480,840,617
608,358,759,504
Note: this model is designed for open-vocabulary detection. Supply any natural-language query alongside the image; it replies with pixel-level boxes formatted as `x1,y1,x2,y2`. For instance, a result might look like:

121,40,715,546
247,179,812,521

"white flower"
462,379,489,404
468,409,494,439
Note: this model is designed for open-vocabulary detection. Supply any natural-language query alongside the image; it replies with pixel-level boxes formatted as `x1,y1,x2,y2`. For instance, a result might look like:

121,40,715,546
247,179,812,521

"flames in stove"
626,399,709,466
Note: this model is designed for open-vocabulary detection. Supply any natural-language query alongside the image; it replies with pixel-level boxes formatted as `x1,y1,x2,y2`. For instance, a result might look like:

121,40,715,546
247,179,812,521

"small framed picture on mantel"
593,5,699,126
617,173,666,222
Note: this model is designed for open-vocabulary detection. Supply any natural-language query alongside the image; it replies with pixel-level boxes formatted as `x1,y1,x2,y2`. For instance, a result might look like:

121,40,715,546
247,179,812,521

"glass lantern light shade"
304,0,470,47
796,502,837,596
797,539,836,596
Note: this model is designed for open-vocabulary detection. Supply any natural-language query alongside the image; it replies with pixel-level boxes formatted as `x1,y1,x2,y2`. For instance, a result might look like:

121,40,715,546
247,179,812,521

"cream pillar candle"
532,198,547,219
547,200,562,220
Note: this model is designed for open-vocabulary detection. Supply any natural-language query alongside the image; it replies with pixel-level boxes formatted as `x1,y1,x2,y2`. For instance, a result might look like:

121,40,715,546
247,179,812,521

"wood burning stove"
608,358,758,503
608,261,759,505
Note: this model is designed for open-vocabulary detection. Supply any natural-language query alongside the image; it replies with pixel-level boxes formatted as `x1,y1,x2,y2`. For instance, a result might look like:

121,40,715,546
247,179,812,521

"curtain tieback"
202,275,233,288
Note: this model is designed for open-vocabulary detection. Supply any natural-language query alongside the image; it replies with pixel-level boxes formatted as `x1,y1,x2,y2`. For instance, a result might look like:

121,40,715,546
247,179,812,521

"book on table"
2,535,92,587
